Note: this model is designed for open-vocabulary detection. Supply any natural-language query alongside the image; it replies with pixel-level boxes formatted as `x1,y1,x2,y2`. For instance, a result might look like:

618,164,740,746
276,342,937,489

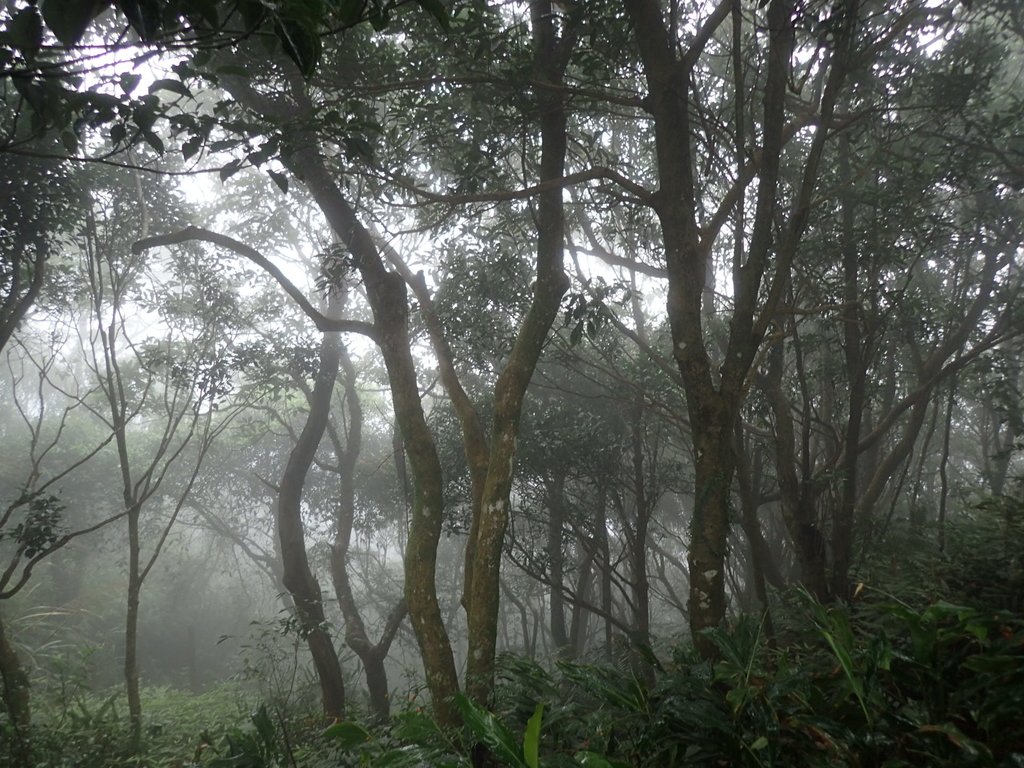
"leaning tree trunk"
220,54,461,728
277,327,347,720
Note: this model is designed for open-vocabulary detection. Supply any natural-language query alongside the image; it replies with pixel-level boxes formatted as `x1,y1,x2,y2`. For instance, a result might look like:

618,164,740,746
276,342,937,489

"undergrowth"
2,498,1022,767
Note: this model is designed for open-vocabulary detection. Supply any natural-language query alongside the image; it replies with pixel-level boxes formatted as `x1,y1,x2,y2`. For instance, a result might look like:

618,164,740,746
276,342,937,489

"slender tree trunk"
289,151,460,726
834,130,865,600
124,531,142,748
628,397,651,646
764,342,829,598
329,345,406,722
546,474,569,653
734,431,785,600
568,556,594,657
0,607,31,766
937,380,956,552
277,329,346,720
595,483,614,660
219,62,460,724
464,0,574,706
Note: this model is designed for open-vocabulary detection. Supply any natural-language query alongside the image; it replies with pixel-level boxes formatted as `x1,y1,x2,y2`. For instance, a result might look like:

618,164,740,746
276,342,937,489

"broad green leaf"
268,170,289,194
219,159,243,181
11,76,46,117
323,720,370,749
119,72,142,95
183,0,219,27
182,136,202,161
9,6,44,59
523,703,543,768
149,78,192,98
455,694,525,768
41,0,101,47
276,19,321,76
117,0,163,40
60,130,79,154
251,704,275,748
142,130,164,153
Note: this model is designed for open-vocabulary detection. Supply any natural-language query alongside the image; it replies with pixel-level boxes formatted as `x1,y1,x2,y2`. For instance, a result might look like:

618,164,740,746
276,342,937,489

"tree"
79,171,244,747
623,0,861,651
0,150,78,353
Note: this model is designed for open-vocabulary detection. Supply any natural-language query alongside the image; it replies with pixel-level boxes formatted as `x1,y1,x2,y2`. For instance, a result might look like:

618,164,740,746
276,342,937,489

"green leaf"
142,129,164,153
182,136,202,161
523,703,543,768
182,0,219,28
251,704,276,750
343,135,375,162
60,130,79,153
455,694,526,768
219,159,243,181
275,19,321,76
119,72,142,95
11,76,46,117
323,721,370,749
41,0,103,47
368,7,391,31
569,324,583,346
149,78,192,98
238,0,267,31
338,0,365,26
268,170,289,194
117,0,163,40
9,6,44,59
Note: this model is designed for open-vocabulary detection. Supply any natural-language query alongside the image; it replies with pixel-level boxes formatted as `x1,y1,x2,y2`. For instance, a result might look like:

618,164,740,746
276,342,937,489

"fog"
2,1,1023,766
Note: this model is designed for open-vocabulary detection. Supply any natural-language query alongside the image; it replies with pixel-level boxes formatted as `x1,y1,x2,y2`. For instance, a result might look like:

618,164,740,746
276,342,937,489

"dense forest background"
1,0,1023,766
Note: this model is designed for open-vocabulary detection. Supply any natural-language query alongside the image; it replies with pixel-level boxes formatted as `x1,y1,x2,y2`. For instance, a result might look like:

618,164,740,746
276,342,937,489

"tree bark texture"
625,0,857,655
277,328,347,720
299,160,461,726
464,0,574,704
329,344,406,722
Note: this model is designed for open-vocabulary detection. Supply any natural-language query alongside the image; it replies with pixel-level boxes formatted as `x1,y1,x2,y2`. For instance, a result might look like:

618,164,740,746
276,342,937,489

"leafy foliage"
314,582,1024,768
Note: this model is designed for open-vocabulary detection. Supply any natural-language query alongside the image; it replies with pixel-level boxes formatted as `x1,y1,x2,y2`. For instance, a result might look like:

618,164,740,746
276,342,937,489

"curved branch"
132,226,379,340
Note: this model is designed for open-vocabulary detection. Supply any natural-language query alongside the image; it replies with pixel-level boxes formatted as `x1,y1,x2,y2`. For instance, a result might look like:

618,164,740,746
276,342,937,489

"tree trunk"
628,396,651,646
546,474,569,653
124,549,142,749
329,344,406,722
764,342,830,599
277,328,346,720
687,413,737,656
625,0,856,653
734,431,786,598
464,0,574,706
289,150,460,727
834,129,866,600
0,607,31,766
937,380,956,552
